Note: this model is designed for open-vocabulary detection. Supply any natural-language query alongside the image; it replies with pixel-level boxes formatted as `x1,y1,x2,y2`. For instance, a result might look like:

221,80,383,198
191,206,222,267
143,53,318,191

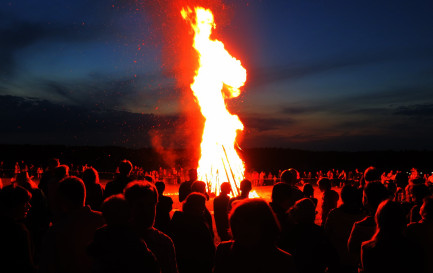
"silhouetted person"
39,176,105,273
348,182,388,268
360,200,422,273
228,179,252,211
214,182,232,241
270,182,298,247
190,180,213,236
15,172,50,265
318,177,339,226
284,198,338,273
408,183,429,223
82,167,104,211
325,185,365,273
279,168,304,208
406,196,433,273
124,181,178,273
302,183,318,207
154,181,173,234
46,164,69,218
0,185,35,273
88,194,159,273
169,193,215,273
178,169,197,202
214,199,297,273
103,160,133,200
362,166,381,188
38,158,60,196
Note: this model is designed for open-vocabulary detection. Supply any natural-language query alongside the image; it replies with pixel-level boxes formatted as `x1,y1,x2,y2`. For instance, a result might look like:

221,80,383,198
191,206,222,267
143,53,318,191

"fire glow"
181,7,246,196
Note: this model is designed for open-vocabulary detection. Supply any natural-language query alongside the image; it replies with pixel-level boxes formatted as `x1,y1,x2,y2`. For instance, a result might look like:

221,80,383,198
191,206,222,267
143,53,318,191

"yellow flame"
182,7,247,196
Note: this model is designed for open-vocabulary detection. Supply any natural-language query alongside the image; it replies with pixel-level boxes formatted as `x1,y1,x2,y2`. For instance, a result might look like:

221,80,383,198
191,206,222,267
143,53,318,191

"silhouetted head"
374,200,406,239
340,185,362,208
102,194,130,226
183,192,206,217
364,166,381,184
420,196,433,221
302,183,314,197
271,182,294,211
240,179,252,195
82,167,99,186
394,172,408,188
144,176,153,183
124,181,158,229
411,184,429,203
289,198,316,224
15,172,37,190
188,169,198,182
220,182,232,195
0,185,32,220
155,181,165,195
118,160,133,177
280,168,299,185
363,182,389,213
229,199,280,247
58,176,86,210
47,158,60,170
54,165,69,181
191,180,206,194
318,178,332,192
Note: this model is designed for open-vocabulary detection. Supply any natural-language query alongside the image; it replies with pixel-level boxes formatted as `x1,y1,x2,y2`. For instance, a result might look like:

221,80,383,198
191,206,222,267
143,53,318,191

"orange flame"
182,7,246,196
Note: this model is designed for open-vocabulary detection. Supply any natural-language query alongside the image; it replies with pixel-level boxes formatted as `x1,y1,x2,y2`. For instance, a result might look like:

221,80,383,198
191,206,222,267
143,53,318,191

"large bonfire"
181,7,247,196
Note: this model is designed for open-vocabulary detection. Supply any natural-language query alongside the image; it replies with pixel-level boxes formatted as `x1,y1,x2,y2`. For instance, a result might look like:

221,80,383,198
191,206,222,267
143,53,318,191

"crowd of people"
0,157,432,273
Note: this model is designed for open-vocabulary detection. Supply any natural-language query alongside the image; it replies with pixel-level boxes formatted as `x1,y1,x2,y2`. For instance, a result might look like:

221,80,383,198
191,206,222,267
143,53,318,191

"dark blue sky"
1,0,433,151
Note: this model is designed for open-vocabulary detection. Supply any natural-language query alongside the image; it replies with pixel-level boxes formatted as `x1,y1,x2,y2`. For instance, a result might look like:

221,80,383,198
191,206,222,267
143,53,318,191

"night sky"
1,0,433,151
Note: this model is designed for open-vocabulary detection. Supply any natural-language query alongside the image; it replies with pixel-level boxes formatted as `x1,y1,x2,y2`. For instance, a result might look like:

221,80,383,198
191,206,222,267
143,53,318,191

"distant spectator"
15,172,50,264
325,185,365,273
360,200,422,273
88,194,159,273
154,181,174,234
278,168,304,208
103,160,133,200
191,180,213,237
318,177,339,226
409,183,429,223
39,176,105,273
169,193,215,273
407,196,433,273
270,182,298,242
82,167,104,211
285,198,339,273
178,169,197,202
348,182,388,268
38,158,60,196
228,179,252,211
0,185,35,272
46,164,69,219
214,199,297,273
214,182,232,241
302,183,318,207
125,181,178,273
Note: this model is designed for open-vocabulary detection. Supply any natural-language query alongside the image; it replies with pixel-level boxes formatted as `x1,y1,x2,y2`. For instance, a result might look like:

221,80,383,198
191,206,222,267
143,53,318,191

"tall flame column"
182,7,247,195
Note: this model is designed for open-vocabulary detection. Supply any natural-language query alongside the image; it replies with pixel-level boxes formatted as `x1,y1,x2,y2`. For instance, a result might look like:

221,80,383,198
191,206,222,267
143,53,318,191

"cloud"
394,104,433,118
0,95,178,147
247,47,433,88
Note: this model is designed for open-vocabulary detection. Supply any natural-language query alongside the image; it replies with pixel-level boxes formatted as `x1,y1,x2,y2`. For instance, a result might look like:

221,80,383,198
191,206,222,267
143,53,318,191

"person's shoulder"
355,215,374,227
361,239,376,250
216,241,234,253
150,227,173,243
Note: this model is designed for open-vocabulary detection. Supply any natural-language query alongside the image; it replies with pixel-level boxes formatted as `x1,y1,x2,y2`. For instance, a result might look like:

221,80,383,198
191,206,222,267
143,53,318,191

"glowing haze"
182,7,246,195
